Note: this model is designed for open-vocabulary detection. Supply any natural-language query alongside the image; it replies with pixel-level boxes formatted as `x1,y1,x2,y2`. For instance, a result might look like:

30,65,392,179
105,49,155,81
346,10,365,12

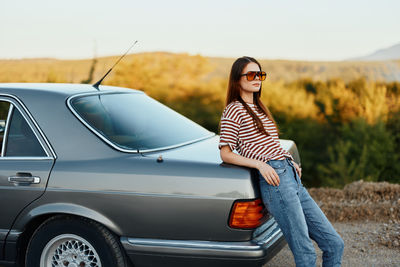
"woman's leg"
287,160,344,267
259,160,316,267
298,186,344,267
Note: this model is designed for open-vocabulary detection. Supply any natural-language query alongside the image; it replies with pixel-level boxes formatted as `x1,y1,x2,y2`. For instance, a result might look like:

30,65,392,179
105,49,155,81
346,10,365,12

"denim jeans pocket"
274,167,286,175
267,160,286,175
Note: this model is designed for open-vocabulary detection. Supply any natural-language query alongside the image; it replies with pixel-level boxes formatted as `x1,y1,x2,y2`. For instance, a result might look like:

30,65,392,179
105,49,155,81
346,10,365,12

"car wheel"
25,215,129,267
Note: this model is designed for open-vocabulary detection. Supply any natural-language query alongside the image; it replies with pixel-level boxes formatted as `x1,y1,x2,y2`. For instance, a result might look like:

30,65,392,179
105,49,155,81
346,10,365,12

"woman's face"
239,62,262,94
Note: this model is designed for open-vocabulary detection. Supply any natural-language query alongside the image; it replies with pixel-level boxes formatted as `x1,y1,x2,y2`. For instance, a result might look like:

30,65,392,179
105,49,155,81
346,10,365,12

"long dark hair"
225,56,279,136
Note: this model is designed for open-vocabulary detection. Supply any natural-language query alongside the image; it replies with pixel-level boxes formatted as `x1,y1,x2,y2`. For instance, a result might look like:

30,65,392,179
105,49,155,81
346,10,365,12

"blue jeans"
259,158,344,267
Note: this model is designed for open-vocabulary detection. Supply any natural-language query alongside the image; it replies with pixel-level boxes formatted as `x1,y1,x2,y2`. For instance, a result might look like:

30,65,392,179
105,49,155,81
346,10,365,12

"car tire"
25,215,129,267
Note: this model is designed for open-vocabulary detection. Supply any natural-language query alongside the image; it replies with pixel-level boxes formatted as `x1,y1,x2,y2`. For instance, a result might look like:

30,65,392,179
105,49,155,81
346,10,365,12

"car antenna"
92,40,138,90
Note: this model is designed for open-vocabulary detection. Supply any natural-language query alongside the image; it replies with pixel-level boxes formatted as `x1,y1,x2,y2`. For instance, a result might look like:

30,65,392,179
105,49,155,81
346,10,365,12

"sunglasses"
241,71,267,81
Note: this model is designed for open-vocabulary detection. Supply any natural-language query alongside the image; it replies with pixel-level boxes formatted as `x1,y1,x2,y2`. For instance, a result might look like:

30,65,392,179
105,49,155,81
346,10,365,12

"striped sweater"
219,101,293,162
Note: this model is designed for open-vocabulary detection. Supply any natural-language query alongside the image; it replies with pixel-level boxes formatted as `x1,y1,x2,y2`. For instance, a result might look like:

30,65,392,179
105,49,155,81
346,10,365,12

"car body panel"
12,154,258,241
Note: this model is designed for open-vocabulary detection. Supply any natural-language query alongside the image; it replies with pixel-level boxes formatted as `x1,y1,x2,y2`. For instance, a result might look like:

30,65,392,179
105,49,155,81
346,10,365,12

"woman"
219,56,344,267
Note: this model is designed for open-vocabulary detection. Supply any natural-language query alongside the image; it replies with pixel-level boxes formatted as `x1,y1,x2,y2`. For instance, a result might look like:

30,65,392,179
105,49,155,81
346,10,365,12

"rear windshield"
70,92,212,151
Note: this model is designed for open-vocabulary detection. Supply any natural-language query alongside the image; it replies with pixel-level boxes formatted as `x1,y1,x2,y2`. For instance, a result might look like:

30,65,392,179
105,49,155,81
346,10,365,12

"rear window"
70,93,212,151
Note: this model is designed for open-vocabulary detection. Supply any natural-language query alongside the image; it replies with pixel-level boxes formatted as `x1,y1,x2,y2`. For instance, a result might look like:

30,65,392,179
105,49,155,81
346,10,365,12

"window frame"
0,95,56,160
0,103,13,157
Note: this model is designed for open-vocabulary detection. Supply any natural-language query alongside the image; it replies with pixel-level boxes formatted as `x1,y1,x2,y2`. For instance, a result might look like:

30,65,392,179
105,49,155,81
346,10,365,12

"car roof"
0,83,142,97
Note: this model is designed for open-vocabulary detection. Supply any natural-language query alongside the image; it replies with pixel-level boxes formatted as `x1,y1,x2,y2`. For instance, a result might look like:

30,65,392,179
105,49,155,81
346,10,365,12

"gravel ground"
266,181,400,266
266,221,400,267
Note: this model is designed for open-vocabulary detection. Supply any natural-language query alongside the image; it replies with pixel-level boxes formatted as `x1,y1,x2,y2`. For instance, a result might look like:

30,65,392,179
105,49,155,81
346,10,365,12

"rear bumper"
121,218,286,267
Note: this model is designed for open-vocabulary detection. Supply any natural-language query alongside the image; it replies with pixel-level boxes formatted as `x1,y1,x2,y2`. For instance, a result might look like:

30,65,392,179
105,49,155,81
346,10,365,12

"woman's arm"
220,145,281,186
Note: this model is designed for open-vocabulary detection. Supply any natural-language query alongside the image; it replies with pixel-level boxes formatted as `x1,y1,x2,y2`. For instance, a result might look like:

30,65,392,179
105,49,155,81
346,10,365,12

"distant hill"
350,43,400,61
1,53,400,83
209,57,400,82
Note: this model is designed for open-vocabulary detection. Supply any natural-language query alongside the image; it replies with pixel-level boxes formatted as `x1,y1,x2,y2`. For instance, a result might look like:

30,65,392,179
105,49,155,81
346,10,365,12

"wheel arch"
14,203,123,236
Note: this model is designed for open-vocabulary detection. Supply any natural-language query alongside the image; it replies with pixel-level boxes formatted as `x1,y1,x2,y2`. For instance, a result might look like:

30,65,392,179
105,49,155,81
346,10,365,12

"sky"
0,0,399,61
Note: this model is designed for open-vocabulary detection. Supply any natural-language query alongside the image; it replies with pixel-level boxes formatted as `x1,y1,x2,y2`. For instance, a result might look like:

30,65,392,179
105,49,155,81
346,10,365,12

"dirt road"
267,180,400,267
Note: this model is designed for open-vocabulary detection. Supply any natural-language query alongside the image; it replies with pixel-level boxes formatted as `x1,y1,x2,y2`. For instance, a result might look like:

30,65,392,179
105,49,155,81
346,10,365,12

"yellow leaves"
283,77,395,125
261,80,320,120
361,83,388,124
109,53,213,103
329,78,389,124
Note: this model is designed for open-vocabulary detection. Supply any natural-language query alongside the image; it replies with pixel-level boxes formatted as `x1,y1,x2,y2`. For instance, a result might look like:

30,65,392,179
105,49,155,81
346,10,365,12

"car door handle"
8,173,41,184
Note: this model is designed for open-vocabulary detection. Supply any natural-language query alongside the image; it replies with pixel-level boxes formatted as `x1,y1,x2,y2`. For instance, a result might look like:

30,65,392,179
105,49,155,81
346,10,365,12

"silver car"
0,83,300,267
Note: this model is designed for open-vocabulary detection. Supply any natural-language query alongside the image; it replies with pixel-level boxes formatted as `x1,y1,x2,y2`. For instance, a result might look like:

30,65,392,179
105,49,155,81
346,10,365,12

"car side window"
4,105,47,157
0,101,11,155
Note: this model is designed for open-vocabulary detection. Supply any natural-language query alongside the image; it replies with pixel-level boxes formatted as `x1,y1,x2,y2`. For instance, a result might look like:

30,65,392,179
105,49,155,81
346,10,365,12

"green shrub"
317,118,398,187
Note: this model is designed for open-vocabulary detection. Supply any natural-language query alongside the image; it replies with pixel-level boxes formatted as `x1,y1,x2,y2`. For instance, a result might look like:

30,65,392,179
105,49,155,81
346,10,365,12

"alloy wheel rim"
40,234,102,267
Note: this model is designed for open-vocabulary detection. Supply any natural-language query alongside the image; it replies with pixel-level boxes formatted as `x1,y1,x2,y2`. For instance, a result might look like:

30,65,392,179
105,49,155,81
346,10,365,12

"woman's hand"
220,146,280,186
257,162,280,186
292,161,302,178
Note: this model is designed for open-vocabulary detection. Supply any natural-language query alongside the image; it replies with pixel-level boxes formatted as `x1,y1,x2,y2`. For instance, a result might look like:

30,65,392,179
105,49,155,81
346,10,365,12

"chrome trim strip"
139,135,215,153
1,104,13,157
0,94,57,159
0,229,10,240
67,90,143,98
66,91,215,154
256,228,282,246
127,238,259,251
0,157,53,161
252,217,276,238
3,230,22,242
126,229,283,251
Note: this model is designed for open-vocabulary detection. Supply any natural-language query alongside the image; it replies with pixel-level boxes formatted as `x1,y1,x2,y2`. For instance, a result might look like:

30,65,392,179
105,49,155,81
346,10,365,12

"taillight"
228,198,269,229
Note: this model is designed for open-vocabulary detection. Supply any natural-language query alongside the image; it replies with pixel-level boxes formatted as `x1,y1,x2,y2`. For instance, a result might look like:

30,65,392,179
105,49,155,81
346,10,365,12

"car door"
0,96,55,259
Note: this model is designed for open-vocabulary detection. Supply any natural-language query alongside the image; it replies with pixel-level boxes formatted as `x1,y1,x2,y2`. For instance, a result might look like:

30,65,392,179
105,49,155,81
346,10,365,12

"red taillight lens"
229,199,269,229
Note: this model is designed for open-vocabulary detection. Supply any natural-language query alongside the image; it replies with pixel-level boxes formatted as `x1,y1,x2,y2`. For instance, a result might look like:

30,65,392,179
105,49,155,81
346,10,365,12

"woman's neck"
240,92,253,104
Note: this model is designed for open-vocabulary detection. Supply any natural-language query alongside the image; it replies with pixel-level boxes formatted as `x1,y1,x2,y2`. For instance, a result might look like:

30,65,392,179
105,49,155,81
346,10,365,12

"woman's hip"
259,158,299,185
